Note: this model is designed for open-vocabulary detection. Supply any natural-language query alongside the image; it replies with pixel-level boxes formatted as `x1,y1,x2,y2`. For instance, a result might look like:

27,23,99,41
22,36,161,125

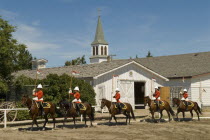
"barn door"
118,80,134,108
160,87,170,103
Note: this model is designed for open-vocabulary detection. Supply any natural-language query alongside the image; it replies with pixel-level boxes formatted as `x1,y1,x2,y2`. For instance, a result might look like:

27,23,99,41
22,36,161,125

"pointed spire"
91,16,108,45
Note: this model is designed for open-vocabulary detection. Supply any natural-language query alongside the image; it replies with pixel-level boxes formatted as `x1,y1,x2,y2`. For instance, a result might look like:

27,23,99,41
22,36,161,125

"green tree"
146,51,153,57
13,74,96,105
0,17,32,99
65,55,86,66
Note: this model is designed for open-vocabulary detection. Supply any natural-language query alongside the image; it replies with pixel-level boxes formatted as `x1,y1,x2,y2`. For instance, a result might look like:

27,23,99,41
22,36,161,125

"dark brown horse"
21,95,56,130
172,98,202,121
144,96,175,122
58,100,94,128
100,99,135,125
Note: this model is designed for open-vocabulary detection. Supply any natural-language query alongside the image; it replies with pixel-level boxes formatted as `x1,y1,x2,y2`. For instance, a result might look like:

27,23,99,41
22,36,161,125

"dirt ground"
0,109,210,140
0,117,210,140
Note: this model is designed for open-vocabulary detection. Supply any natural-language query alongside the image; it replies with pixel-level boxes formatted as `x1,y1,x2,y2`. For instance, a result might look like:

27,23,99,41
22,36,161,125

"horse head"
100,98,107,109
21,95,30,105
144,96,150,106
172,98,180,107
58,99,71,112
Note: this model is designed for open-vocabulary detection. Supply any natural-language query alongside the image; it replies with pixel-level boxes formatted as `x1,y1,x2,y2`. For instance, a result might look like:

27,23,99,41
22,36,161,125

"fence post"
4,110,7,128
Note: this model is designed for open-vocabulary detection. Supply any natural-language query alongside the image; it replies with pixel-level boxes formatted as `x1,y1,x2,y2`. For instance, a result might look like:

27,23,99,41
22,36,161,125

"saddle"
35,101,51,108
73,103,86,111
153,100,165,106
183,101,194,107
113,102,127,110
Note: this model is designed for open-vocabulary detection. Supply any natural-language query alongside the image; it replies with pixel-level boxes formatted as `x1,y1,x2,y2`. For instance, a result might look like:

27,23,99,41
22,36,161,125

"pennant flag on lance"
71,70,80,76
37,69,41,74
182,77,185,83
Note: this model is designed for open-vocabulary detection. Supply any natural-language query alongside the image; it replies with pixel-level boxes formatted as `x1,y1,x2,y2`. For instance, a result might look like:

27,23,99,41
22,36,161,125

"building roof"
13,51,210,80
134,51,210,78
91,16,108,45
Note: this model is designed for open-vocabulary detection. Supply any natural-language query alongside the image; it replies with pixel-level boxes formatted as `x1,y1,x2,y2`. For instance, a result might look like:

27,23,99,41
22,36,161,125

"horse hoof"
42,128,46,131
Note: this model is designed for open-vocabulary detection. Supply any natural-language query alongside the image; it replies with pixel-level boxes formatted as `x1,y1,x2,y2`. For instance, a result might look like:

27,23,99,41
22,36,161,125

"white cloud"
32,20,40,26
65,37,91,48
0,9,18,20
13,24,60,51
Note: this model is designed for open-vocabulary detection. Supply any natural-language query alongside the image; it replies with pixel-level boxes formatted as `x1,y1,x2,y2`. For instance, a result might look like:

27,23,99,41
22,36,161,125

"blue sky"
0,0,209,67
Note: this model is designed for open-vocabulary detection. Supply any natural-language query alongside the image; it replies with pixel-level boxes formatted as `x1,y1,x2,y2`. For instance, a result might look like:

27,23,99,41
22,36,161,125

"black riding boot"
155,100,159,112
185,101,188,111
76,104,80,116
117,103,121,113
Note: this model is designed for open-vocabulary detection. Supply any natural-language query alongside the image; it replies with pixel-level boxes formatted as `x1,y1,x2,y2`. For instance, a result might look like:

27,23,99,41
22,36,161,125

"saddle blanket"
113,102,127,109
35,102,51,108
183,101,194,107
154,100,165,106
73,103,86,110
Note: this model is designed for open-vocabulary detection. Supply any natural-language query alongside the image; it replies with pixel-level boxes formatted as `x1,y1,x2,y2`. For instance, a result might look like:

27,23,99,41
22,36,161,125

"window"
96,46,98,55
101,46,103,55
104,46,107,55
93,46,95,55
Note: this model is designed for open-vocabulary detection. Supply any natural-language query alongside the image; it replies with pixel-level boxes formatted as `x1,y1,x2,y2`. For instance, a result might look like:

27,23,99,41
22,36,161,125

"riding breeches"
72,98,82,103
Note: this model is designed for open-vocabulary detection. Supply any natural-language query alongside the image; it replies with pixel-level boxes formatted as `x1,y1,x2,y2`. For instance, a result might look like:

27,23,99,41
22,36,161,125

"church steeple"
91,16,108,45
90,13,109,64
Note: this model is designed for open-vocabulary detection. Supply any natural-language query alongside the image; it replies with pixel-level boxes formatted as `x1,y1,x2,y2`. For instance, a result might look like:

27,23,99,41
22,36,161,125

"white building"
14,15,210,110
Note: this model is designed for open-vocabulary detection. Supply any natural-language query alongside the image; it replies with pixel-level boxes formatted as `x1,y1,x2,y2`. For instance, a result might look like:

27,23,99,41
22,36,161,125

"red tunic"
70,92,81,100
183,93,188,99
33,90,43,101
114,93,121,103
153,90,160,99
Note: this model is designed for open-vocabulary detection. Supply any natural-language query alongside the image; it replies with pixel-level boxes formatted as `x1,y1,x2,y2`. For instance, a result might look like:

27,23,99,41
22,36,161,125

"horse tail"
130,105,136,121
169,106,175,116
195,102,202,115
89,103,95,121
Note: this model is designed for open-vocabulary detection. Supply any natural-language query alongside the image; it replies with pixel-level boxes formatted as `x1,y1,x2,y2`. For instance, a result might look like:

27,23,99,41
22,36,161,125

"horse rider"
69,86,82,115
181,89,189,110
113,88,121,113
152,86,161,110
32,84,45,115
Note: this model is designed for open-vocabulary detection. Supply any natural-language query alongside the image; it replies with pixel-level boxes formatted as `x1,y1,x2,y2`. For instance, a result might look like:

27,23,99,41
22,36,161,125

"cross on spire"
97,8,101,17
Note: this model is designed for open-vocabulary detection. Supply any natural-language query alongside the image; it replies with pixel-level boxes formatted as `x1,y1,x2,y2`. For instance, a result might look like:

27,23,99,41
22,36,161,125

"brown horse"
58,99,94,128
144,96,175,122
100,99,135,125
172,98,202,121
21,95,56,130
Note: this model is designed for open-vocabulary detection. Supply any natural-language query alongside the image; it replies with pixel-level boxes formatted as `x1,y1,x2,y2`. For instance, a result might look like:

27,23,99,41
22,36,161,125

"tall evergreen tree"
146,51,153,57
0,17,32,99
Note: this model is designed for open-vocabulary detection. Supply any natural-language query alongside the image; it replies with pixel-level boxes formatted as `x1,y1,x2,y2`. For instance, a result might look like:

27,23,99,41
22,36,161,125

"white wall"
93,63,166,110
191,74,210,106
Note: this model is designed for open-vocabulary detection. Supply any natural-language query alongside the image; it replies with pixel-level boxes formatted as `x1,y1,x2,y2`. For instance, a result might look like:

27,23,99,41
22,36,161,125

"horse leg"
159,110,163,122
128,112,131,125
176,109,181,122
109,115,113,125
31,114,36,131
73,116,76,129
166,110,171,122
63,114,67,129
182,111,185,121
42,114,48,131
151,111,156,123
113,115,118,125
195,109,200,121
52,114,56,129
88,114,93,127
84,114,88,127
190,110,193,121
123,111,128,125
